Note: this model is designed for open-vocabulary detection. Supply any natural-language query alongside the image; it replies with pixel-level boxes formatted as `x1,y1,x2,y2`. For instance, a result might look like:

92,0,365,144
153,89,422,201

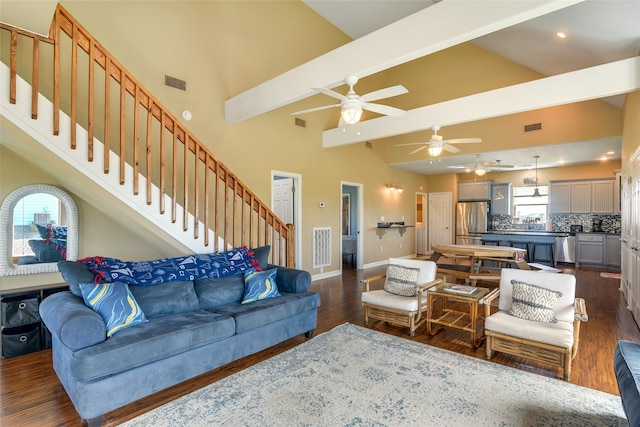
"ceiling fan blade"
363,103,406,117
443,144,460,154
442,138,483,144
313,87,347,101
408,146,427,155
291,104,340,115
394,142,428,147
360,85,408,102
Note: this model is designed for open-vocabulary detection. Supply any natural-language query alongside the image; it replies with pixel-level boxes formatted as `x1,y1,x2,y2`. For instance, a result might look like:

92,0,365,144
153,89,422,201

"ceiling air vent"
164,75,186,91
524,122,542,133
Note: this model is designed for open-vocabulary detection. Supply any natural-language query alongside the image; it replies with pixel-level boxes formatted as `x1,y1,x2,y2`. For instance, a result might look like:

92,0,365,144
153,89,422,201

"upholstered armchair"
483,268,588,380
361,258,441,337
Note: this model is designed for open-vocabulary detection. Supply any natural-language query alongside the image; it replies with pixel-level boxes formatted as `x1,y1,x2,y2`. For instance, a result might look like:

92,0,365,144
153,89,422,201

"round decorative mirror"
0,184,78,276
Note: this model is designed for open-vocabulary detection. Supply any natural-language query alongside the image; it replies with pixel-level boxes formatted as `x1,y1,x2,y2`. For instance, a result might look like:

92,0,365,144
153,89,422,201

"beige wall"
1,1,638,286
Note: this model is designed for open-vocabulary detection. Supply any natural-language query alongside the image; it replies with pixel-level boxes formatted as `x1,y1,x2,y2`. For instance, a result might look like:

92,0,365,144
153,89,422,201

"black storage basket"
1,292,40,328
2,323,42,358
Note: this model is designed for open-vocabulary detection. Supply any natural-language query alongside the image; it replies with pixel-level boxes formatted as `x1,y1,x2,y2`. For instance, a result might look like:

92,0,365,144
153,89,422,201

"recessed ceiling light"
607,151,615,155
556,31,567,39
557,159,566,164
600,156,608,161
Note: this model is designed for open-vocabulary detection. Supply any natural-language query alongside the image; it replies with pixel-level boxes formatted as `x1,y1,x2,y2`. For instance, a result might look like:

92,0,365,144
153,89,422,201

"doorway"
428,192,452,250
415,192,427,255
341,182,363,270
271,171,302,268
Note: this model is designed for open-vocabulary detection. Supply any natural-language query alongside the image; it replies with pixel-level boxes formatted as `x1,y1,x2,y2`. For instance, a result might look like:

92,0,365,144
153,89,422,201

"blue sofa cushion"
242,269,281,304
36,223,68,240
129,280,200,318
195,274,245,309
70,310,236,382
252,245,271,269
210,292,320,334
29,239,65,263
614,340,640,426
79,282,147,337
58,261,99,297
39,291,107,351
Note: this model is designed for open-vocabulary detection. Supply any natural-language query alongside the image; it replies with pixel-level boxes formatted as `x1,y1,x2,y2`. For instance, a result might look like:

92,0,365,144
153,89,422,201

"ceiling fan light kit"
427,143,444,157
396,125,481,157
475,167,487,176
341,101,363,124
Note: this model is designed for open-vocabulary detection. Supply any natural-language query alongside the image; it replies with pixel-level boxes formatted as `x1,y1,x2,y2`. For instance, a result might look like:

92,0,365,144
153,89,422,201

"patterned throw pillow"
241,269,281,304
80,282,147,336
509,279,562,323
384,264,420,297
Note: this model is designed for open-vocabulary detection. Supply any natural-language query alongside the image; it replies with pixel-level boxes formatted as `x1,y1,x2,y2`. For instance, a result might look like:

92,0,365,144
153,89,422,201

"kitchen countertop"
483,230,570,237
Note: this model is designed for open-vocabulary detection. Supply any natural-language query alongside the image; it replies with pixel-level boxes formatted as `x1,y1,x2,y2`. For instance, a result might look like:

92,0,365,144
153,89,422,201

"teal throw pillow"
241,269,281,304
80,282,147,336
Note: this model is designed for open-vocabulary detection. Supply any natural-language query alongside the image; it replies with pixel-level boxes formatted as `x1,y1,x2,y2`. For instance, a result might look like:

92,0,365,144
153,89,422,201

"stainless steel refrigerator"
455,201,490,245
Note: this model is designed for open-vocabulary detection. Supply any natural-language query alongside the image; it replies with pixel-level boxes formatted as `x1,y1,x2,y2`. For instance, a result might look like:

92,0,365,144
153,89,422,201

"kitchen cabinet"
605,234,621,268
549,179,615,214
458,180,491,201
592,180,615,213
491,183,511,215
576,233,604,266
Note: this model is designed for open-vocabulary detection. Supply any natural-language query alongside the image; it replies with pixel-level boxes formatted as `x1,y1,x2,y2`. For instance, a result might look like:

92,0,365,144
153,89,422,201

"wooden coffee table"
426,282,490,348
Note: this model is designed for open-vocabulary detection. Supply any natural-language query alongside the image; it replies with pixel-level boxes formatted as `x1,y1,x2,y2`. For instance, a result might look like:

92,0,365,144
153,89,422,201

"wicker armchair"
483,268,588,380
361,258,441,337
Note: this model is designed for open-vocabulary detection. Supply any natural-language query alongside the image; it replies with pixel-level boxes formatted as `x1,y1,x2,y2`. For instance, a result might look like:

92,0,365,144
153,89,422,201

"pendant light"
494,160,505,200
532,155,542,198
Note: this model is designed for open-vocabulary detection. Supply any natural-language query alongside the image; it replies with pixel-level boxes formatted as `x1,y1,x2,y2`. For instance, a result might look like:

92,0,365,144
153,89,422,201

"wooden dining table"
429,244,531,285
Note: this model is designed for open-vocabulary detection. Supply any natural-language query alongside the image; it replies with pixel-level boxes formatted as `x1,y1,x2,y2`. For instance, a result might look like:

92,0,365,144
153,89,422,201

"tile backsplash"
491,213,621,233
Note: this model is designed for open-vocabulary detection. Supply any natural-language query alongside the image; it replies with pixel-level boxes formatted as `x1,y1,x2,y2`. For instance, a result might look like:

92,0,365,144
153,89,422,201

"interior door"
429,192,452,250
273,177,294,224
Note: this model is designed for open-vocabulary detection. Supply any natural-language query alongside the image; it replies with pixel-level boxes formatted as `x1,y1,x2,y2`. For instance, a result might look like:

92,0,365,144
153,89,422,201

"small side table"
426,282,489,348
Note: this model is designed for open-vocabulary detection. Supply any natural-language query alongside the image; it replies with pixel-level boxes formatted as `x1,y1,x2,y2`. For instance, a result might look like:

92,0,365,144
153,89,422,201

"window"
512,185,548,224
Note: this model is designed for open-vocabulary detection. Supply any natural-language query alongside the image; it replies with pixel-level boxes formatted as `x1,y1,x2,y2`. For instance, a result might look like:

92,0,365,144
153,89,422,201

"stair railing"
0,4,294,267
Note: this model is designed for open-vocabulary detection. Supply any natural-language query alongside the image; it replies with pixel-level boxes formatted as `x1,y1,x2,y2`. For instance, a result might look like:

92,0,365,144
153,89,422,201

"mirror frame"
0,184,78,276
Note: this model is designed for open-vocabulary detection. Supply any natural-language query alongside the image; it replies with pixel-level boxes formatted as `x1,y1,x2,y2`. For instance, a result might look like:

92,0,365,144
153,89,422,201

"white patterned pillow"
384,264,420,297
509,279,562,323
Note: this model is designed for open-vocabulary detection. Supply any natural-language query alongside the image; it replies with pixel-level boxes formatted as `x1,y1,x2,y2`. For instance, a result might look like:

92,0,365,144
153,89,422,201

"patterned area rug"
121,324,627,427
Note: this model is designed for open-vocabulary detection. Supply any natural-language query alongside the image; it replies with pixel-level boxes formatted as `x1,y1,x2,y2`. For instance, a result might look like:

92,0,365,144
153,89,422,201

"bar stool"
530,242,555,267
506,241,531,263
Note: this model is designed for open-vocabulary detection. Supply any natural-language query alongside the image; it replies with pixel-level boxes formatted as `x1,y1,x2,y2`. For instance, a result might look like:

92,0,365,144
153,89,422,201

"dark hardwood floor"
1,264,637,426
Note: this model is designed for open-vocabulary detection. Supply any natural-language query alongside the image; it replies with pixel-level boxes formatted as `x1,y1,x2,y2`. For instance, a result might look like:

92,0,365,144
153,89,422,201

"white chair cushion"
388,258,437,285
361,289,425,312
498,269,576,323
485,311,575,349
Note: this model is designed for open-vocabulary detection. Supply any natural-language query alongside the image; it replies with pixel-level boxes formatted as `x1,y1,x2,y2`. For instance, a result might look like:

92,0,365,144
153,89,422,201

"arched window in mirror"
0,184,78,276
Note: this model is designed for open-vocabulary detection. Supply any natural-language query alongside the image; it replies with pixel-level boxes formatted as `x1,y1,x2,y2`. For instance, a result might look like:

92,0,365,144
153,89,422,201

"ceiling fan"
449,156,514,176
395,126,482,157
290,75,408,126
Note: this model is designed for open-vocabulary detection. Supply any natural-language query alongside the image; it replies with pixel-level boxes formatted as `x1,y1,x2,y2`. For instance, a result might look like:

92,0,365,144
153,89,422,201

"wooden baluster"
193,143,199,239
9,31,16,104
203,155,210,246
31,38,39,118
214,161,220,253
183,134,189,231
53,10,60,136
119,74,126,184
87,39,95,162
133,85,140,195
171,123,178,223
103,57,110,173
146,98,153,205
70,24,78,149
159,110,165,214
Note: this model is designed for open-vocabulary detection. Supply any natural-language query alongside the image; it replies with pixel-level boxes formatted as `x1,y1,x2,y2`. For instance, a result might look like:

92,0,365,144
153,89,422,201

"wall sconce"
385,182,403,193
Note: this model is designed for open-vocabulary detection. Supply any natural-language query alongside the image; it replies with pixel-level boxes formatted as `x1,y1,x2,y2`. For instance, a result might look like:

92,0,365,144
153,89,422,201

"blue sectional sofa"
39,247,320,426
615,340,640,426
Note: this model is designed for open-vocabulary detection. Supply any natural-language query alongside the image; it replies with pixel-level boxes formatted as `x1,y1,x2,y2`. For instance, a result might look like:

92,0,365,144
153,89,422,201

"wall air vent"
524,122,542,133
295,117,306,127
164,75,186,91
365,141,372,148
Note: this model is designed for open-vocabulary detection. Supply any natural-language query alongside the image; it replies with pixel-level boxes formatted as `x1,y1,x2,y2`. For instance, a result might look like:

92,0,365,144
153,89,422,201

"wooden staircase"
0,5,293,266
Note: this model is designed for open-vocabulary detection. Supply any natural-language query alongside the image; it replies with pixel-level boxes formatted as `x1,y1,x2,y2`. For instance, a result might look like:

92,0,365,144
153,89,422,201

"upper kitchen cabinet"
591,180,615,213
458,180,492,201
549,179,615,214
491,183,511,215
